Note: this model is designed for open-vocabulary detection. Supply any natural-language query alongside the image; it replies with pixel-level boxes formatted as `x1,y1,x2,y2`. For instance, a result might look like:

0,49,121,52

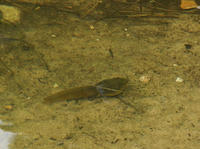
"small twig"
0,57,23,90
0,58,14,76
33,50,50,72
139,0,143,12
108,48,114,58
96,86,121,92
117,96,135,108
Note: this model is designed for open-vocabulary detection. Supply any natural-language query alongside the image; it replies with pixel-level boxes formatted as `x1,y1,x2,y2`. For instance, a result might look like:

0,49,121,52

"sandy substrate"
0,5,200,149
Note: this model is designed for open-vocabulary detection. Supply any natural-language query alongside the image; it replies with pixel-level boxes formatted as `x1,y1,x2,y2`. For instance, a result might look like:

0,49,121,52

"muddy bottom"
0,6,200,149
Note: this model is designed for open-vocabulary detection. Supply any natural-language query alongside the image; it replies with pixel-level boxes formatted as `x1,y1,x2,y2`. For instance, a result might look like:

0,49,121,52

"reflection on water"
0,120,15,149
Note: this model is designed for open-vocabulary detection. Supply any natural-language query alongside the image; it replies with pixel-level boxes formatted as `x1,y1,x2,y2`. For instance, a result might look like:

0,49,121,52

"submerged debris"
0,5,21,24
139,75,151,83
176,77,184,83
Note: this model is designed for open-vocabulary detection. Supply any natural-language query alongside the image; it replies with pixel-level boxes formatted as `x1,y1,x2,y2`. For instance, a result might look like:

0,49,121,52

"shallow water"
0,1,200,149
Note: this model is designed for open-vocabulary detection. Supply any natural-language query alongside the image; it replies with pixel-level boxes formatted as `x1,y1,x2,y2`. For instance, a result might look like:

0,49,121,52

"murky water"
0,1,200,149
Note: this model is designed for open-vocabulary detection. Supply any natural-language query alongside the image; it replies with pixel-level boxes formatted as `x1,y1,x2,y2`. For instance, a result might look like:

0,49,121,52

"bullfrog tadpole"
44,77,129,104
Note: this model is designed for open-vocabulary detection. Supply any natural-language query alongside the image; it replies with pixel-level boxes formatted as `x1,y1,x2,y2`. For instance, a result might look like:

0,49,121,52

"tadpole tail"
43,86,99,104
